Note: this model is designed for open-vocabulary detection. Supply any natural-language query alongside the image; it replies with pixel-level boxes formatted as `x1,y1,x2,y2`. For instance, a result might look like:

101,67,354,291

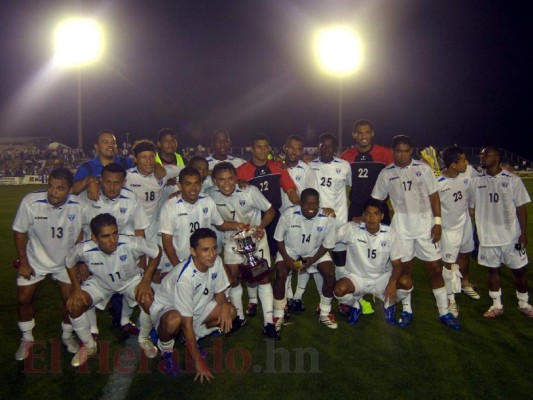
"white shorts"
274,252,332,274
477,244,528,269
17,267,71,287
82,274,142,311
441,221,475,263
193,299,218,336
400,235,442,262
149,299,218,336
345,272,392,302
223,235,271,266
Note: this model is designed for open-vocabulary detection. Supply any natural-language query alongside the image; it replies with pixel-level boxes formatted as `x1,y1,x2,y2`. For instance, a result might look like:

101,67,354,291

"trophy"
232,227,271,283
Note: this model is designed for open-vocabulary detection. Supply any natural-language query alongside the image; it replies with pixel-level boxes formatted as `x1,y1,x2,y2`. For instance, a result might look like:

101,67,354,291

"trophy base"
239,257,271,283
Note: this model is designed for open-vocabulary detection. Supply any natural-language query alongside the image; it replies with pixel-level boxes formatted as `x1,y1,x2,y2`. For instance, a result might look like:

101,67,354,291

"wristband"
434,217,442,225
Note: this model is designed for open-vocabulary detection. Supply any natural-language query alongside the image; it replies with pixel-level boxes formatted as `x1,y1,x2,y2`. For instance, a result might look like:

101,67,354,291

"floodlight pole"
77,67,83,150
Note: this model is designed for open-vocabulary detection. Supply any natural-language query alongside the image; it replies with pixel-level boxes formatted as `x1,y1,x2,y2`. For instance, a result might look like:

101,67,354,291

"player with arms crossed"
13,167,86,360
372,135,460,329
334,199,413,325
149,228,236,382
468,146,533,319
208,162,279,339
273,188,337,329
65,213,162,367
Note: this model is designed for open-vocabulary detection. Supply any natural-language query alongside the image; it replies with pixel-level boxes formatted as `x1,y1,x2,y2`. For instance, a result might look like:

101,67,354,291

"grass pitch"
1,183,533,400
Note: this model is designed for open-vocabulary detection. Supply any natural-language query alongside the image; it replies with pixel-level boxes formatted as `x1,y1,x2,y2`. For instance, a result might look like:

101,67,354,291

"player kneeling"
149,228,236,382
65,213,162,367
334,199,413,326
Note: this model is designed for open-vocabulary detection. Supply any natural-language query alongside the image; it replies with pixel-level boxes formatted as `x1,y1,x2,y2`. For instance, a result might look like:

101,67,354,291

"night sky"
0,0,531,159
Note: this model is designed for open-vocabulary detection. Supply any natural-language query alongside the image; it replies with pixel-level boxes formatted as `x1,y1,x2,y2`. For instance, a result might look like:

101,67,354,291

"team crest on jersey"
211,272,218,280
68,214,75,221
296,175,301,182
415,171,422,177
240,200,246,206
317,226,323,232
120,255,127,262
381,240,387,247
502,182,509,188
463,179,468,185
120,207,127,214
203,207,208,214
336,168,341,174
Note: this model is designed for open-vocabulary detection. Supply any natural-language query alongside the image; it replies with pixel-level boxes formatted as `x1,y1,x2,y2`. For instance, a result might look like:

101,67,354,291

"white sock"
258,283,274,325
433,286,449,316
158,339,175,353
229,283,244,320
334,293,355,307
86,308,99,335
399,289,413,313
489,289,503,308
247,285,258,305
285,272,294,299
120,300,134,326
70,314,96,347
319,295,333,316
138,310,152,341
61,321,75,340
517,291,529,309
448,294,456,304
18,319,35,341
273,298,286,320
335,266,346,281
293,272,310,300
196,324,219,339
313,273,324,296
442,267,453,295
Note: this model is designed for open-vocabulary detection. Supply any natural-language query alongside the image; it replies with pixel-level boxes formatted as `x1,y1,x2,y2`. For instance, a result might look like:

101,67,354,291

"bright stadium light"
315,26,363,151
54,18,103,67
54,18,103,149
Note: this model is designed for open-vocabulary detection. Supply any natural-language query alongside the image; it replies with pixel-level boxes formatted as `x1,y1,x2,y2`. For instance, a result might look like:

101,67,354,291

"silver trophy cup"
232,228,271,283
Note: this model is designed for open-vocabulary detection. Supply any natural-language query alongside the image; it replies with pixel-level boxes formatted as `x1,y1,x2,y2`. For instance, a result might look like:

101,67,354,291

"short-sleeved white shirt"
437,174,470,231
309,157,351,224
468,170,531,246
65,235,159,292
207,185,272,242
12,191,86,273
372,160,438,239
280,161,319,213
274,206,336,257
158,195,225,261
153,255,229,319
81,188,149,238
336,222,405,279
206,155,246,170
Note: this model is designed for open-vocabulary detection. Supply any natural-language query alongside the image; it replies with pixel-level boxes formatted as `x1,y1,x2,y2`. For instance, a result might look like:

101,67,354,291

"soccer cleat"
483,306,504,318
71,343,97,367
449,302,459,318
245,303,258,317
229,317,247,334
263,323,281,340
273,317,283,332
518,304,533,318
291,299,305,313
120,322,140,335
15,339,34,361
338,303,350,318
360,299,375,315
383,305,397,325
319,314,338,329
62,336,80,354
139,339,158,359
439,312,461,330
398,311,414,327
162,351,179,376
347,306,362,325
462,285,480,300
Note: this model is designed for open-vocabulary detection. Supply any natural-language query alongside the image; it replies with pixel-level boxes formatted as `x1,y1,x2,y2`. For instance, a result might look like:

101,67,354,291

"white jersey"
309,157,351,224
372,160,439,239
274,206,336,257
206,155,246,170
153,255,229,319
65,235,159,292
468,169,531,246
159,194,225,261
437,173,470,231
337,222,405,279
280,160,319,213
207,185,272,242
80,188,149,238
12,191,86,273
